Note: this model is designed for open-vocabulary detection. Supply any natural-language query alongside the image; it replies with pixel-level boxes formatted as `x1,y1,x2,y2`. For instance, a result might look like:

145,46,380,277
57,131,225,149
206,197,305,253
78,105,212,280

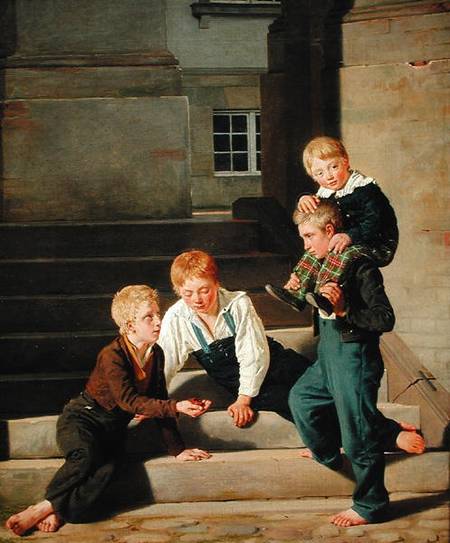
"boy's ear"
125,320,135,334
325,223,335,238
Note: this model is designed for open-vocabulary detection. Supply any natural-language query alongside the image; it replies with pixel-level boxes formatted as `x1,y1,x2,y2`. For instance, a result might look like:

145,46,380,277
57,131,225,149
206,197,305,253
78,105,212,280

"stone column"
0,0,192,221
260,0,347,212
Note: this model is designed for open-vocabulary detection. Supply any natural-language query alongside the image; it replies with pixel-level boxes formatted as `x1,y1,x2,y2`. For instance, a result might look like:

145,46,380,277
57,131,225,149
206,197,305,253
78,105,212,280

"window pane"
255,114,260,133
256,152,261,171
214,134,230,152
213,114,230,133
232,153,248,172
214,153,231,171
231,115,247,133
232,134,248,152
256,134,261,151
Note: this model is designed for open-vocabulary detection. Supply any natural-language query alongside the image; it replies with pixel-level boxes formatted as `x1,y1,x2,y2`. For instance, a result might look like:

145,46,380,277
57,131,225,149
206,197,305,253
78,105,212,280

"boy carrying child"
266,136,399,316
6,285,211,536
287,201,422,527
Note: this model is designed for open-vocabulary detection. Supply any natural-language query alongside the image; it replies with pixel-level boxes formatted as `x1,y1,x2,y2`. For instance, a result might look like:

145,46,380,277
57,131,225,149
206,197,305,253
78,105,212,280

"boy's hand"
319,282,346,317
298,195,320,213
284,273,300,291
328,233,352,254
227,395,254,428
176,448,211,461
176,399,212,418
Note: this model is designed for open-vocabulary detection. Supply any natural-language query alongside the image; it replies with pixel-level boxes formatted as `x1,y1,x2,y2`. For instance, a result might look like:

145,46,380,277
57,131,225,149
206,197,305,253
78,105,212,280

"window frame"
213,110,261,177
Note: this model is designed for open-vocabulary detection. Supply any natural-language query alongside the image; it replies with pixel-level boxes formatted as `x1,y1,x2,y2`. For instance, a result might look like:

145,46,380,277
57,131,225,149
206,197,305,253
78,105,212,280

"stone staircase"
0,213,448,511
0,214,307,416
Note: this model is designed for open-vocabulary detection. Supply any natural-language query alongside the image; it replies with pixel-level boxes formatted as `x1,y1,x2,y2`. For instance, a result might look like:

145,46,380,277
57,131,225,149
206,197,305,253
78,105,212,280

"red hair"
170,250,219,295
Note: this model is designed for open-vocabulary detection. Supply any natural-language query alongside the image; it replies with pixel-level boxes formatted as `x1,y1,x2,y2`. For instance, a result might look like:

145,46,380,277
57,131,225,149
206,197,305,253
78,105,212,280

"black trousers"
45,394,129,523
194,336,311,421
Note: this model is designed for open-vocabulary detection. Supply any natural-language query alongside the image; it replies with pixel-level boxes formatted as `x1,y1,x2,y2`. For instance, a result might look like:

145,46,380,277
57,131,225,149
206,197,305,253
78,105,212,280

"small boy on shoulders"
266,136,398,316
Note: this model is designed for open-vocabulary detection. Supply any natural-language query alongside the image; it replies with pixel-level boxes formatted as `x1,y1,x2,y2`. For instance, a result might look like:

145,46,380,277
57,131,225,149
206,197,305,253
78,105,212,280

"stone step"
0,450,447,507
0,291,310,334
0,327,315,415
0,218,259,259
0,402,421,460
0,253,291,296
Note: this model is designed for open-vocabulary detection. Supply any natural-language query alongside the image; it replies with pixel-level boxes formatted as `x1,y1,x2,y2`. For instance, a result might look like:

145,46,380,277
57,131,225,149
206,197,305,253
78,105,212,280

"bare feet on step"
37,513,63,533
331,508,369,527
5,500,54,536
396,422,425,454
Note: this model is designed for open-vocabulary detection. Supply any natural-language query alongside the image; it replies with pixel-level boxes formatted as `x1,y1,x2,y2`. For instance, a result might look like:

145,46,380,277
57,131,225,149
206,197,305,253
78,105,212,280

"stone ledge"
0,450,447,507
0,402,420,459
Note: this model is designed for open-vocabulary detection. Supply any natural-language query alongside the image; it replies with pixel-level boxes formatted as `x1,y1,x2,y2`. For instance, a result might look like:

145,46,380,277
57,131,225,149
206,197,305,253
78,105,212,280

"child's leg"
323,327,389,523
288,359,342,469
45,396,124,524
305,246,366,315
265,252,322,311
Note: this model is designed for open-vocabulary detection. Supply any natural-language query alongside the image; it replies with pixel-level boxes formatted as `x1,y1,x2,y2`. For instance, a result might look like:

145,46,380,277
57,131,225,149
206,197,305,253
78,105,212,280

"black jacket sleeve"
343,258,395,334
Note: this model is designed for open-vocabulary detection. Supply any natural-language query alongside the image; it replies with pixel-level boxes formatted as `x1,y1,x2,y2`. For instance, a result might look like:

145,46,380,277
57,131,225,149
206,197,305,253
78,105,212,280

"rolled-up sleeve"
231,296,270,397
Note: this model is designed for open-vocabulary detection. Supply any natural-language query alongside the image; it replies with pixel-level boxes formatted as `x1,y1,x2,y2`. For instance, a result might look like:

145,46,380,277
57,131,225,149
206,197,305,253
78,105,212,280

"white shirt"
158,288,270,397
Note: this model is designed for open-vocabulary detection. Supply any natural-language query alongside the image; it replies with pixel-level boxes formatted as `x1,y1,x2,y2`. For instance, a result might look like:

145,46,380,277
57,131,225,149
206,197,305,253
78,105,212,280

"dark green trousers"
288,318,390,522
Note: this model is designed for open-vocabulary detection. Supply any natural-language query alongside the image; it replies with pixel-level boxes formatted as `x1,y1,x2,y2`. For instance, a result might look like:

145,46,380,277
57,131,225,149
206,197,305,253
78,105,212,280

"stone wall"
339,4,450,389
0,0,192,220
262,0,449,389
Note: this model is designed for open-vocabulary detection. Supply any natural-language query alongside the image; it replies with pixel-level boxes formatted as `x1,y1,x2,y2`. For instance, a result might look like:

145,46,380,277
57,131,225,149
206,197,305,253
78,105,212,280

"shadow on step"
388,490,449,520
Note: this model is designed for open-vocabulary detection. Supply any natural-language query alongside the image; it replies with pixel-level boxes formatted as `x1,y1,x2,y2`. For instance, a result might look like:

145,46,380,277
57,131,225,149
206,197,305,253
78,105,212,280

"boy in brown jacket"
6,285,211,536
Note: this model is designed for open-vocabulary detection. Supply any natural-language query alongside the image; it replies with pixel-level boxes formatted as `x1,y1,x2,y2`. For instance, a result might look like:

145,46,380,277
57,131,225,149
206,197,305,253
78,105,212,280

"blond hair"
111,285,159,334
170,250,219,296
293,200,343,232
302,136,349,177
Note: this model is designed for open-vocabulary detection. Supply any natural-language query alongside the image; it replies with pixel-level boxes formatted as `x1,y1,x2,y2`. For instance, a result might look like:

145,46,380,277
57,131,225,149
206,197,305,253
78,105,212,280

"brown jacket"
85,336,184,456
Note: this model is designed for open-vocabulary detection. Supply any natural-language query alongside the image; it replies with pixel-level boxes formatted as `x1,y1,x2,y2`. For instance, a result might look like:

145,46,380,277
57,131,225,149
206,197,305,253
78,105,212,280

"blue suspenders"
191,310,236,354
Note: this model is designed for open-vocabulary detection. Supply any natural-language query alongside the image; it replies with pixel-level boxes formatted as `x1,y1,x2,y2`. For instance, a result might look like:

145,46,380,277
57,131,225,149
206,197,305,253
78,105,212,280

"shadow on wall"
321,0,354,138
0,0,18,221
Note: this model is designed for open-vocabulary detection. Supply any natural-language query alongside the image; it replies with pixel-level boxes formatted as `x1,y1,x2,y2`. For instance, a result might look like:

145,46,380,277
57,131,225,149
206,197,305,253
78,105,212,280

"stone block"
1,0,168,56
1,97,191,220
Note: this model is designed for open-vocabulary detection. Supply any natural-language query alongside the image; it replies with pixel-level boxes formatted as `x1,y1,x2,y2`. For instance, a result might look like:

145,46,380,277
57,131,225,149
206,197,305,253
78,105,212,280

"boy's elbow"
380,310,395,333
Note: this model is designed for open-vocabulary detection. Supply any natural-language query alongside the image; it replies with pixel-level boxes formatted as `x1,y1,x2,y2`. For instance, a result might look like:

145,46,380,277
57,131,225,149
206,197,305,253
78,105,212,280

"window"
213,111,261,175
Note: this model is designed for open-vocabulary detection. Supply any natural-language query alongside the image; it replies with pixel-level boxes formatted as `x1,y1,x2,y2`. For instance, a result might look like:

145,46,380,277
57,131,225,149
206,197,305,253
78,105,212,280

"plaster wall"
166,0,272,69
339,10,449,388
165,0,274,208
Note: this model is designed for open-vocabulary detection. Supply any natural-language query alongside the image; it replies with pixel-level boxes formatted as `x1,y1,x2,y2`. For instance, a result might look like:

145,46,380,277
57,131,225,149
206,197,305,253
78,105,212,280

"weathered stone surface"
1,0,169,57
2,97,191,221
1,450,447,508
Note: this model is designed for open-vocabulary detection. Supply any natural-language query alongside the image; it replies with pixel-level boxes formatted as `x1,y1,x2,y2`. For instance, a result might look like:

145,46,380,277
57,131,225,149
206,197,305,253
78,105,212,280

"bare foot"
37,513,63,533
330,508,369,527
396,430,425,454
299,448,313,458
6,500,54,536
399,421,417,432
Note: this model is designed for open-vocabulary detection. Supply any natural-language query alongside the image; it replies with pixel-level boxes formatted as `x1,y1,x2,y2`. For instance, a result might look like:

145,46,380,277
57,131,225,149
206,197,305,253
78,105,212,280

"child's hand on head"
298,195,320,214
329,233,352,254
176,399,212,418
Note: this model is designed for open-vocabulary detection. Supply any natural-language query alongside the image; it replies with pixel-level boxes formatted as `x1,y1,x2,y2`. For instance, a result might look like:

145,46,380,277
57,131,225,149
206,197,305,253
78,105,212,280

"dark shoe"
305,292,333,316
265,284,305,312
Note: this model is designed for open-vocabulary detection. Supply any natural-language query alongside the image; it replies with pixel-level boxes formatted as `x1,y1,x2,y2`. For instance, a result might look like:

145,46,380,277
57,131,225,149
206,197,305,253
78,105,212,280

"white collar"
317,170,376,198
